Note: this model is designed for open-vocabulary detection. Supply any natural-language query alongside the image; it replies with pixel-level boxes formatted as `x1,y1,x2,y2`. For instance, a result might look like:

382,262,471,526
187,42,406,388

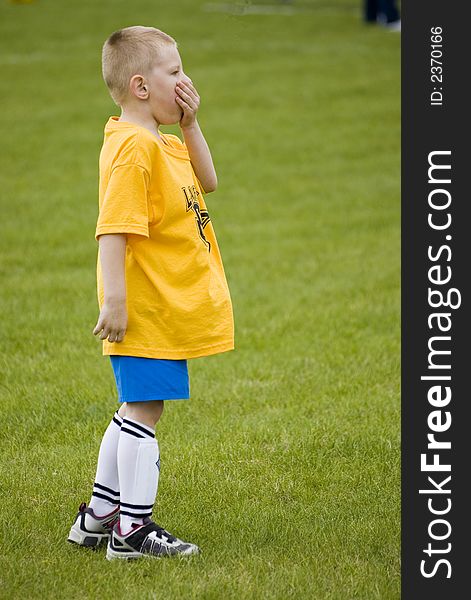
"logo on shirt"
182,185,211,252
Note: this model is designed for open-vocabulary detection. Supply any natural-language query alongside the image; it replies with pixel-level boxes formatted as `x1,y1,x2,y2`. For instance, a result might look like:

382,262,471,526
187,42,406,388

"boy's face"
145,44,191,125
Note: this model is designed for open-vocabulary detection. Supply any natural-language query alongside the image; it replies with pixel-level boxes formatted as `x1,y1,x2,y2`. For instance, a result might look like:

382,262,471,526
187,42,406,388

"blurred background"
0,1,400,598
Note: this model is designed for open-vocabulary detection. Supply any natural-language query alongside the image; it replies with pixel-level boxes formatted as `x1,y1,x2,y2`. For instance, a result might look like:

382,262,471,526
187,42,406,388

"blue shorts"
109,356,190,403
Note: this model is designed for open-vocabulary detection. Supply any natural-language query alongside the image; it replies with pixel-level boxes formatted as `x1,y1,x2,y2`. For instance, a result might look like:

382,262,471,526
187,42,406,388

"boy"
67,26,234,560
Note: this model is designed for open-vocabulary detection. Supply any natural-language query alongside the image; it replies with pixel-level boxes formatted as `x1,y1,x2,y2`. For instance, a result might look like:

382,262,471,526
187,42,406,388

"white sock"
117,417,160,535
89,410,123,517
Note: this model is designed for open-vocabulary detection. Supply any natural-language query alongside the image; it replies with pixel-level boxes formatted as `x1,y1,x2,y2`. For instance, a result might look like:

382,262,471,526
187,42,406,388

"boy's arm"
181,120,217,193
93,233,128,343
176,80,218,193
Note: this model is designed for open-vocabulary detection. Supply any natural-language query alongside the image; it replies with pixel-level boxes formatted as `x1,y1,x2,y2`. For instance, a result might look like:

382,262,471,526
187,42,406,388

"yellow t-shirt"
95,116,235,359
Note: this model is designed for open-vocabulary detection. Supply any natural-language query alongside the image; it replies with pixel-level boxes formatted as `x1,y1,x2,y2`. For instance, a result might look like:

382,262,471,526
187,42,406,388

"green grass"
0,1,400,598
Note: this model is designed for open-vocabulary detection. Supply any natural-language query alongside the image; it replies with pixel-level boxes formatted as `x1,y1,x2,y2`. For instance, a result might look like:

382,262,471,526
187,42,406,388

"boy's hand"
176,79,200,129
92,299,127,343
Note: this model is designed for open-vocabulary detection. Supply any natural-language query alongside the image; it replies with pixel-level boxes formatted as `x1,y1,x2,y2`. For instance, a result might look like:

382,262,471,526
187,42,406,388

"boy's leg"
117,400,164,535
88,405,127,517
68,404,127,546
378,0,400,24
364,0,379,23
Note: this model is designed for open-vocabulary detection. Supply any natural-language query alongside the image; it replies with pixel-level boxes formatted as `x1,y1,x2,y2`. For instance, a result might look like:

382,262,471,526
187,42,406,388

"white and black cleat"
67,502,119,548
106,517,201,560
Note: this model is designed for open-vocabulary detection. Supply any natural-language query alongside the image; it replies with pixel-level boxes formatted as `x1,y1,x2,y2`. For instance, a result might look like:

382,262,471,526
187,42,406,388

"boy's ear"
129,74,149,100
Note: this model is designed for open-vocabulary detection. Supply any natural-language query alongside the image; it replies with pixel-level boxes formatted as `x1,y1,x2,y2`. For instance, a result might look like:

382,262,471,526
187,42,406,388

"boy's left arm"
176,80,218,193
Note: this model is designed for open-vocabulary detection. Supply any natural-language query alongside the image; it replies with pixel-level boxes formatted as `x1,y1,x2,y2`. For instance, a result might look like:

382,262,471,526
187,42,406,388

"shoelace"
153,524,177,544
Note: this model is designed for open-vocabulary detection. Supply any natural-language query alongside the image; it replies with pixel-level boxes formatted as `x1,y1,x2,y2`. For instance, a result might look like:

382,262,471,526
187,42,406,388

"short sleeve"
95,164,150,240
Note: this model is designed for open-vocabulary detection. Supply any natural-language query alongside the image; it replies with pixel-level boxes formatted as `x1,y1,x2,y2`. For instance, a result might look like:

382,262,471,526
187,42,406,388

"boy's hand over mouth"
176,79,200,129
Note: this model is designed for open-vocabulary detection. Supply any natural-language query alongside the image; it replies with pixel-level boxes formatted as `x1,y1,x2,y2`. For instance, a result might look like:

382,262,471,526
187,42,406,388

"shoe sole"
106,546,148,561
106,543,200,561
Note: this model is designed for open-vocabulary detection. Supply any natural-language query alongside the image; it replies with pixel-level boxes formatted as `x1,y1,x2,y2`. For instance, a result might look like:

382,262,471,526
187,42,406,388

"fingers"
92,321,125,343
175,95,188,109
102,329,126,343
180,75,195,90
93,322,111,340
93,320,103,336
176,89,194,108
181,80,198,97
176,81,199,108
100,327,110,341
110,330,126,343
176,92,198,113
182,83,199,102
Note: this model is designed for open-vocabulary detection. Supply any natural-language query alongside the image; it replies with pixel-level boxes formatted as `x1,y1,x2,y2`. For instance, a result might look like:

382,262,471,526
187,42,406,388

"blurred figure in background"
364,0,401,31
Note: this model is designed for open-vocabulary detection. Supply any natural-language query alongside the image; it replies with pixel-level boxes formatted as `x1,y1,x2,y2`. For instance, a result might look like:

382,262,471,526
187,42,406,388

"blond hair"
102,26,177,106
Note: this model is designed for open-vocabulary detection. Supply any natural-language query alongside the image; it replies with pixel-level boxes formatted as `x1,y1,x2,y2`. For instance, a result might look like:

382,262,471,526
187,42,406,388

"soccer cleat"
67,502,120,548
385,19,401,31
106,517,201,560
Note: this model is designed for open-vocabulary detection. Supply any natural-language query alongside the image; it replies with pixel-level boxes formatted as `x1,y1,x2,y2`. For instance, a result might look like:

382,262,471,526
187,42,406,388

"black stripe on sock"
93,482,120,497
120,501,154,509
121,427,145,439
120,510,153,518
92,491,120,505
122,418,155,439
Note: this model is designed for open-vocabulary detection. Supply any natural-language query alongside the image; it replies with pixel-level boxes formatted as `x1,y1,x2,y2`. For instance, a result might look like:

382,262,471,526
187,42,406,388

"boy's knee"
125,400,164,428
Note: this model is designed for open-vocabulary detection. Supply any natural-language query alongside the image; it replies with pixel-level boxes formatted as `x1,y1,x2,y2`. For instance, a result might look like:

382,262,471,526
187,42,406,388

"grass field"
0,1,400,598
